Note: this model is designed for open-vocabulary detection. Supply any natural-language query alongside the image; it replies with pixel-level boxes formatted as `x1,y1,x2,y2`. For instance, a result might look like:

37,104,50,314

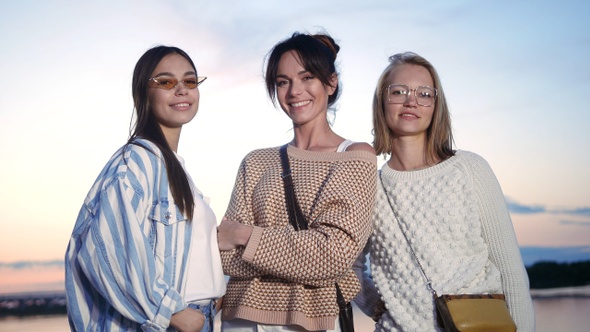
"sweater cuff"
242,226,264,263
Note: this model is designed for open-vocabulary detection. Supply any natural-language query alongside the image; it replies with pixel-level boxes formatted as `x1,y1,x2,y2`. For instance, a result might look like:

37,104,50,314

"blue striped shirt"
65,139,193,331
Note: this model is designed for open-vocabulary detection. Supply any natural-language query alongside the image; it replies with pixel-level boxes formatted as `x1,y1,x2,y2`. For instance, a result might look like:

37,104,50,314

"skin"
147,53,204,332
383,64,439,171
217,49,374,251
147,53,200,152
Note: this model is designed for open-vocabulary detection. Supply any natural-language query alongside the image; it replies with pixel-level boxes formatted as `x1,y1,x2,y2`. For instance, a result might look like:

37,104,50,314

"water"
1,298,588,331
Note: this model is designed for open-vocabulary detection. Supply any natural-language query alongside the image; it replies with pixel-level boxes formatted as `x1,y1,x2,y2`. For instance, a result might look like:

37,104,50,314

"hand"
215,296,223,313
169,307,205,332
372,299,386,322
217,218,253,251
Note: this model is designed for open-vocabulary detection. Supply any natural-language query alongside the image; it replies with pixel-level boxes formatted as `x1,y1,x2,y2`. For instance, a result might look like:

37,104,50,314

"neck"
387,136,432,171
161,126,182,152
291,120,343,152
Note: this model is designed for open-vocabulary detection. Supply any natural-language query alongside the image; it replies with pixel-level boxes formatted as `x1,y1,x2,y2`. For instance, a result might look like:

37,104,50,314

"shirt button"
165,211,172,220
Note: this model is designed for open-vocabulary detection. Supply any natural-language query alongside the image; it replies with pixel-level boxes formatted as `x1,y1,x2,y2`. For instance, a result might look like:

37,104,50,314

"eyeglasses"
148,76,207,90
386,84,437,107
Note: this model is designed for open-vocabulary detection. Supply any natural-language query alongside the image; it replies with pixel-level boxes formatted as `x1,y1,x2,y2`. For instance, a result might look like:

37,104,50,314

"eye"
417,87,435,98
389,86,408,95
302,75,315,81
276,79,289,88
156,78,176,89
183,78,198,85
182,78,198,89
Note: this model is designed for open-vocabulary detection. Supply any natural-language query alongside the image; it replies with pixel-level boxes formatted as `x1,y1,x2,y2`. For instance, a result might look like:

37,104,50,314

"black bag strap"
279,144,307,231
279,144,347,310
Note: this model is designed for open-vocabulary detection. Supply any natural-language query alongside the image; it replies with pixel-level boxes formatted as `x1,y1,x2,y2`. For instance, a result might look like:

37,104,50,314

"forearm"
242,216,372,286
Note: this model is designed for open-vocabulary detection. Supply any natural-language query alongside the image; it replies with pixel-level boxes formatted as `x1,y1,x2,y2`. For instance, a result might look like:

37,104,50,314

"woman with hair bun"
217,32,377,332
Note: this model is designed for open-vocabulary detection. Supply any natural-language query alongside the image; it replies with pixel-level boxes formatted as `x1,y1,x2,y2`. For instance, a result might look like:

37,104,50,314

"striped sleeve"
76,148,185,330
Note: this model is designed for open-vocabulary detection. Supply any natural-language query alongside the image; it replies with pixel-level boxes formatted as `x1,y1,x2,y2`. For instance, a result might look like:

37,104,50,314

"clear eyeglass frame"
386,84,437,107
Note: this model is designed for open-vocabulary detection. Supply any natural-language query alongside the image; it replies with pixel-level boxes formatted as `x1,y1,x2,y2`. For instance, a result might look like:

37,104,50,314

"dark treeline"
1,261,589,317
526,260,590,289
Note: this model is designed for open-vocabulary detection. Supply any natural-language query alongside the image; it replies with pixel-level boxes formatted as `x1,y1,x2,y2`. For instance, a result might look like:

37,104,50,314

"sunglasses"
148,76,207,90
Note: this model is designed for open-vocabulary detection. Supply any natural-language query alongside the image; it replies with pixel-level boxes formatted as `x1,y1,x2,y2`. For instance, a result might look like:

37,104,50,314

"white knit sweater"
354,150,535,331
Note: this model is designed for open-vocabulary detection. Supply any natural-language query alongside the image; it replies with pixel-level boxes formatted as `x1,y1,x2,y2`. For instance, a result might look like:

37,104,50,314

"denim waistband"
187,299,217,332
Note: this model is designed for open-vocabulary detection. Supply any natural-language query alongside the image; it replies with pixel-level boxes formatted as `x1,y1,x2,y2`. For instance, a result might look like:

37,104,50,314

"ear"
327,73,338,96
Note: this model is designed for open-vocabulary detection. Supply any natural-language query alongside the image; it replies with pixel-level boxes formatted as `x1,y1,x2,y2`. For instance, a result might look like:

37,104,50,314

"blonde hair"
372,52,454,164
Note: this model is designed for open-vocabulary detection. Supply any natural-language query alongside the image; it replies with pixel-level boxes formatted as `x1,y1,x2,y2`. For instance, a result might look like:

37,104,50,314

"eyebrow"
152,71,197,78
275,70,310,79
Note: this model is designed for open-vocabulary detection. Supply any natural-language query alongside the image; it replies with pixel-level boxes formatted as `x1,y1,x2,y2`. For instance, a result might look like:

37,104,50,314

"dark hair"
128,45,196,221
264,32,341,108
372,52,454,164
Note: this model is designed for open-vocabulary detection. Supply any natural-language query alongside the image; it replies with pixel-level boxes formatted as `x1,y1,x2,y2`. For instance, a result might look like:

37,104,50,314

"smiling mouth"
171,103,190,107
290,100,310,107
400,113,418,118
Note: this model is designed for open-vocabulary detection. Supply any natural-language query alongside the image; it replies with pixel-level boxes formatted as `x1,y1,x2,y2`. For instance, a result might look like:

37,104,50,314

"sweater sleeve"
469,154,536,332
241,159,377,287
220,158,266,278
76,169,185,331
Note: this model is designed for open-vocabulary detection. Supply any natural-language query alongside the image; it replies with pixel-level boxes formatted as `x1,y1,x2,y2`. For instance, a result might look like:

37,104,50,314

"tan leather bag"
435,294,516,332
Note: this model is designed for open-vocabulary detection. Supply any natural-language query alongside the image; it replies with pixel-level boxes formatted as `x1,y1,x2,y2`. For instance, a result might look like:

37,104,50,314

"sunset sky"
0,1,589,291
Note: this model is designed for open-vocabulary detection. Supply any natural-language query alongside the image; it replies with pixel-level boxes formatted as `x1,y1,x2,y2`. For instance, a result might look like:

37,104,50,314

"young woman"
217,32,377,331
354,52,535,331
65,46,226,332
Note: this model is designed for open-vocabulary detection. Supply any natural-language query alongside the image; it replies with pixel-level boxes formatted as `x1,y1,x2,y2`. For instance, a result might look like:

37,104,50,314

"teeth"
173,103,189,107
291,100,310,107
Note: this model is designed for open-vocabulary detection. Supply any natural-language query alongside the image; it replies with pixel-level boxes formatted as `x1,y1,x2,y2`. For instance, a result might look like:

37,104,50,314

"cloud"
555,207,590,217
506,197,590,217
0,260,63,270
506,197,546,214
560,220,590,227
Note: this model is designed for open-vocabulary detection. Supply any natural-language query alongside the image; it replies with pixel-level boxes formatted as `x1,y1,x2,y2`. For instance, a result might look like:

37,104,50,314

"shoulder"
344,142,376,154
241,146,279,164
453,150,493,171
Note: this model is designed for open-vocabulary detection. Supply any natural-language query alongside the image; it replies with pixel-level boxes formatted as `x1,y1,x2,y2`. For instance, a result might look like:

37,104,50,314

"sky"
0,0,589,291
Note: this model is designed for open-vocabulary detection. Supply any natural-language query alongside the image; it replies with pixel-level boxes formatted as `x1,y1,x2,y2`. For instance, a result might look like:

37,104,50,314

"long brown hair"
128,45,196,221
372,52,454,164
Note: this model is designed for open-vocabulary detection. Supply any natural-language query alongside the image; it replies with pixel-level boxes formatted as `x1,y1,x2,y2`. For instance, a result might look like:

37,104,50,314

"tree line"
526,260,590,289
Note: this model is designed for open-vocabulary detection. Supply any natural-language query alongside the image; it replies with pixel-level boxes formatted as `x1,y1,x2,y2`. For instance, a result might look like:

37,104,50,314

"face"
147,53,200,135
384,64,435,140
275,50,336,127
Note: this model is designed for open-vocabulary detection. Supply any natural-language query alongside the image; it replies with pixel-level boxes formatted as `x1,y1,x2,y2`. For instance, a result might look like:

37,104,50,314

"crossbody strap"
379,171,438,297
279,144,307,231
279,144,347,308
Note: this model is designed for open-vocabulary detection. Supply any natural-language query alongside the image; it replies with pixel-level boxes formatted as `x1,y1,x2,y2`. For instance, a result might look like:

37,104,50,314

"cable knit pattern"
359,150,535,331
220,145,377,331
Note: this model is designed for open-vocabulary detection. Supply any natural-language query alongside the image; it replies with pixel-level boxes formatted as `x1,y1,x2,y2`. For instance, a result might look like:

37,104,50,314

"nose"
403,89,417,107
288,80,303,96
174,82,189,95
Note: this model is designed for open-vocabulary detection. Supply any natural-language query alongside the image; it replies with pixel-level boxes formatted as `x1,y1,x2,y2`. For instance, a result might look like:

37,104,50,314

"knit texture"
363,150,535,331
220,145,377,331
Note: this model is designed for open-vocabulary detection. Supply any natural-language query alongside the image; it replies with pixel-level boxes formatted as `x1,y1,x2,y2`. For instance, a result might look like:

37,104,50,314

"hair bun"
313,34,339,59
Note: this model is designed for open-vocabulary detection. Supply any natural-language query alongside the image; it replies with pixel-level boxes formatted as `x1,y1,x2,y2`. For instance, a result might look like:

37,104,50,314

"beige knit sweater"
220,145,377,331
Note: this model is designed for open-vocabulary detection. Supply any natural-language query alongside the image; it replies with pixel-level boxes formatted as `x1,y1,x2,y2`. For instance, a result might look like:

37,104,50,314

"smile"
290,100,310,107
171,103,190,108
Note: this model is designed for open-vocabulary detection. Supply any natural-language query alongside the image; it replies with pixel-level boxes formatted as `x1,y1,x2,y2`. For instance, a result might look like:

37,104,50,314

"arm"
219,158,266,278
241,159,377,287
77,161,185,330
470,155,536,332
